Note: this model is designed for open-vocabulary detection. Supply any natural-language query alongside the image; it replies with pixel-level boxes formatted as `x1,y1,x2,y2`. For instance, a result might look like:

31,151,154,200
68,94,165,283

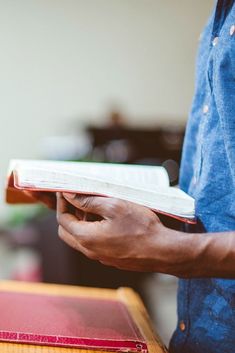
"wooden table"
0,281,168,353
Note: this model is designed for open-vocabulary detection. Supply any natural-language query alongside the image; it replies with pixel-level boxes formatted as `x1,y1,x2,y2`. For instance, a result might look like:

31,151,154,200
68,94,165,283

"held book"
6,159,195,223
0,289,147,352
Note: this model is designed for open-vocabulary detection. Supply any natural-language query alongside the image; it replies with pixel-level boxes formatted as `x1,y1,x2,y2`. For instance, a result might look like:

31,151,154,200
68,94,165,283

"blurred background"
0,0,213,347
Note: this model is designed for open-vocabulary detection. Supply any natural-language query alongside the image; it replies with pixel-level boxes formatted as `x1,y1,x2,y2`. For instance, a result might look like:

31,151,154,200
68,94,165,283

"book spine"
0,331,148,352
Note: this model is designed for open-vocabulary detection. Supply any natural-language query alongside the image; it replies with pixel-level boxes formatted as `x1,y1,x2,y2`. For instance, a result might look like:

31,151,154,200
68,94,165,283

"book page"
12,160,170,191
13,161,194,218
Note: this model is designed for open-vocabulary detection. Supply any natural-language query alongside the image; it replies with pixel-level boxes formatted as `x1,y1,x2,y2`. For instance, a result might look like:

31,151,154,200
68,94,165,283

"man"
39,1,235,352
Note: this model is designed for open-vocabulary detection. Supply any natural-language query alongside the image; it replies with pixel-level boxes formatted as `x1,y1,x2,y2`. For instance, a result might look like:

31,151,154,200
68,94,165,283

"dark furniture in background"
87,126,184,185
88,126,184,164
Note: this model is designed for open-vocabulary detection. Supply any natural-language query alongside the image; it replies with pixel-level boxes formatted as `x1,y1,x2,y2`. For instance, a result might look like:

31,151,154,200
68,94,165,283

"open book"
6,159,195,223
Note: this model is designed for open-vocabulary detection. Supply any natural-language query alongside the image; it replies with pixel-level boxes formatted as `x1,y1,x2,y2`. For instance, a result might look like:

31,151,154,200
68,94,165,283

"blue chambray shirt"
169,1,235,352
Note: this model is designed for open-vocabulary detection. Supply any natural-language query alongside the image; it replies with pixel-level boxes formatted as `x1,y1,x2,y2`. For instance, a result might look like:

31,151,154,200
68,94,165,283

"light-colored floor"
143,274,178,347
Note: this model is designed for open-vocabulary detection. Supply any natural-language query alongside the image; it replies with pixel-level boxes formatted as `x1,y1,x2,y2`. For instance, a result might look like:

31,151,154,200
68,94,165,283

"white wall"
0,0,213,218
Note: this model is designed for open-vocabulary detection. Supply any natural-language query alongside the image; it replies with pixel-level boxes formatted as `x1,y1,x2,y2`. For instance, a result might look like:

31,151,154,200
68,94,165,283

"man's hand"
56,193,193,275
23,191,57,209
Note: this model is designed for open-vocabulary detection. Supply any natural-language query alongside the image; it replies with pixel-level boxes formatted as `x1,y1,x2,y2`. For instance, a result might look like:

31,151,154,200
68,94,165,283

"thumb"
63,193,112,218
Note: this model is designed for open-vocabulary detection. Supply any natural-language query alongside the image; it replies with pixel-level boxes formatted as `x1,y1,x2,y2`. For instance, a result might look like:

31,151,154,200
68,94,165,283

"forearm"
160,228,235,278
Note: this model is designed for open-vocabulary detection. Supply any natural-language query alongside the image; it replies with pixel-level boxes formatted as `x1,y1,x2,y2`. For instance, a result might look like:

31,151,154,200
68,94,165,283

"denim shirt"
169,1,235,352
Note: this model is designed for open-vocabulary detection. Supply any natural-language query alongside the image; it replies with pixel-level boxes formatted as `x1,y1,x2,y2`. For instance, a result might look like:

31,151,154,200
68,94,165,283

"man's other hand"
23,191,56,209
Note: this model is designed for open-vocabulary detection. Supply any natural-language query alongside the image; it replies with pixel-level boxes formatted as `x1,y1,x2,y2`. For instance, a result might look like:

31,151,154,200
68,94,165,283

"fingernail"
63,192,76,199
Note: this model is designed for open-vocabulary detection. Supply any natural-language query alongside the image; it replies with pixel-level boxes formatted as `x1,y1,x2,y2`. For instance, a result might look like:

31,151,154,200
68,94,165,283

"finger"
100,258,156,272
57,192,90,222
56,192,87,220
57,193,105,237
57,210,104,238
56,192,68,219
98,258,130,270
58,225,98,260
99,259,139,271
24,191,56,209
75,209,87,221
62,193,120,218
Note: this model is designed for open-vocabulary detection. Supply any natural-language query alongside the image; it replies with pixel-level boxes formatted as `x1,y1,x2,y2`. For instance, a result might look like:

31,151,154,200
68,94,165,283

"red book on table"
0,290,147,352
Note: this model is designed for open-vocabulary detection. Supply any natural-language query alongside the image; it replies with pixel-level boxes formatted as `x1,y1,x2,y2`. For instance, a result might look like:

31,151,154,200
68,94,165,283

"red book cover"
0,291,147,352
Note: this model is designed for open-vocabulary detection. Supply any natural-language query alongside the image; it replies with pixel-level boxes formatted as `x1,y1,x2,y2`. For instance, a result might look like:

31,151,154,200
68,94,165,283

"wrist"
152,226,202,277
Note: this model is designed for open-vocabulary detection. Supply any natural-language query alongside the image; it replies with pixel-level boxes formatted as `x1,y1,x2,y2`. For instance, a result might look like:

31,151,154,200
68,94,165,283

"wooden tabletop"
0,281,168,353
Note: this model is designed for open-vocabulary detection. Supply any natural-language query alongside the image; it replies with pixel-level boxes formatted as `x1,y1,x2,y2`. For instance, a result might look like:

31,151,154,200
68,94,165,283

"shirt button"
179,321,186,332
212,36,219,46
230,24,235,36
203,104,209,114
